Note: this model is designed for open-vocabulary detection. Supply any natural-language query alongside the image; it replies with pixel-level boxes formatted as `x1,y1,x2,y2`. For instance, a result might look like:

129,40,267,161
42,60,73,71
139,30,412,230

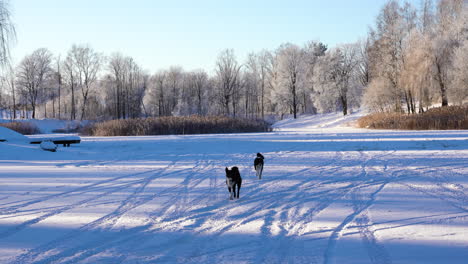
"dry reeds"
81,116,272,136
0,122,41,135
357,106,468,130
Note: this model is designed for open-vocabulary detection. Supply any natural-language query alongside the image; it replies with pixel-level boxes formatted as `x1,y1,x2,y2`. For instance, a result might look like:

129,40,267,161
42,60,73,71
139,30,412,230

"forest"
0,0,467,122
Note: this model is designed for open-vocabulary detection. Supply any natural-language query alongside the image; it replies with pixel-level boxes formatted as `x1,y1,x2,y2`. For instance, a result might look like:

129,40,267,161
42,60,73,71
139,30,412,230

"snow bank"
273,111,366,131
0,126,29,142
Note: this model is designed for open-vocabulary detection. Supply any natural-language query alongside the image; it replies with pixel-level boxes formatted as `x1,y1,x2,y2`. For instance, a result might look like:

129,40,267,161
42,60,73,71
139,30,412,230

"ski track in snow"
1,115,468,264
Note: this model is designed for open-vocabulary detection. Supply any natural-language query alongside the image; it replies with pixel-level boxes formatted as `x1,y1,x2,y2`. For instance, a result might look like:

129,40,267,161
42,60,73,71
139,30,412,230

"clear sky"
11,0,388,73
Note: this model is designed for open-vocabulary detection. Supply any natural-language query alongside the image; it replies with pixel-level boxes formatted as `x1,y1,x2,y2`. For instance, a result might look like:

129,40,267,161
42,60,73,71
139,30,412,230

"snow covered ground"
0,113,467,263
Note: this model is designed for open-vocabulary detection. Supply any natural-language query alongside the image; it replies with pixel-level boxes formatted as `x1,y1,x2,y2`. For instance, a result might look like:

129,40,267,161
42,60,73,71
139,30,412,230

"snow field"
0,114,467,263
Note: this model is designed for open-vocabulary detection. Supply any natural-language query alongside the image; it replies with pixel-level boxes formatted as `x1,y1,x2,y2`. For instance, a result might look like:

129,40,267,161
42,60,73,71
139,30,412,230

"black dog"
225,167,242,200
254,153,264,179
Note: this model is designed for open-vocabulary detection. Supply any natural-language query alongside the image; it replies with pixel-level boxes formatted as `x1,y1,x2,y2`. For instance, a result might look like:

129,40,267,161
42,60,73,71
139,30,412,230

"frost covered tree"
64,52,78,120
1,65,16,118
167,66,183,114
356,36,371,88
0,0,15,67
313,44,360,115
432,0,467,107
143,70,169,117
244,50,273,118
363,0,468,113
106,54,147,119
215,49,242,116
16,48,53,119
179,70,210,116
67,44,102,120
302,41,327,114
451,40,468,104
275,43,304,119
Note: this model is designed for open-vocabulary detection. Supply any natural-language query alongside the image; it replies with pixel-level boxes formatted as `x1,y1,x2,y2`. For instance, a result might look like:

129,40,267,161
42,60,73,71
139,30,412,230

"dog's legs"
227,178,234,200
259,164,263,179
227,184,234,200
236,181,242,199
232,184,236,199
228,187,233,200
255,164,263,179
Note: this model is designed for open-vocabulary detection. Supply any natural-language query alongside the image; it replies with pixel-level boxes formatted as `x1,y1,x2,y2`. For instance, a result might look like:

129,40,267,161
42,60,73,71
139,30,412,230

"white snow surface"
0,127,29,143
0,113,467,263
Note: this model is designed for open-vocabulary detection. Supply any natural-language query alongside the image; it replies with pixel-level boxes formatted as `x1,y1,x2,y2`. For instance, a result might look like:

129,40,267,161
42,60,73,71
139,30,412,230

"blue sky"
11,0,388,73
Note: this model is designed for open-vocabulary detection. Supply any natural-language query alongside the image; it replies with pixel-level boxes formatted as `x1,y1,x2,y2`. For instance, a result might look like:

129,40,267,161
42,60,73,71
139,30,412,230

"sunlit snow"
0,113,467,263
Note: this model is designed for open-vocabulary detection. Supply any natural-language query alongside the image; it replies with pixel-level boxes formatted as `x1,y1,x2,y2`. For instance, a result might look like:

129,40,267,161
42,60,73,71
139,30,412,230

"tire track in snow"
391,150,468,213
0,166,176,239
27,157,217,264
91,152,277,263
323,151,394,264
0,151,161,215
75,157,220,264
178,152,349,263
0,168,162,215
264,152,392,263
10,160,186,264
323,182,389,264
350,151,393,264
139,154,253,263
187,151,361,263
0,171,156,239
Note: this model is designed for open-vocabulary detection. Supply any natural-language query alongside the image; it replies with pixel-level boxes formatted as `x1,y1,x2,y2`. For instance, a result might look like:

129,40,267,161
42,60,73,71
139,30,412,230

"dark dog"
225,167,242,200
254,153,264,179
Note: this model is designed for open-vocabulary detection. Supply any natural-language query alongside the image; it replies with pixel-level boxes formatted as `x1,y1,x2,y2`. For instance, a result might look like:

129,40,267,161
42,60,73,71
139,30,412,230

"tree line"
0,0,466,121
363,0,468,113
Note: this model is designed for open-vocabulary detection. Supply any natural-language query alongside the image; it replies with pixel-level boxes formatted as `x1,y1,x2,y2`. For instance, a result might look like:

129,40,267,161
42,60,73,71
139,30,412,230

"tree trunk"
11,79,16,119
261,79,264,119
436,61,448,107
197,87,202,115
341,95,348,116
71,83,75,120
292,89,297,119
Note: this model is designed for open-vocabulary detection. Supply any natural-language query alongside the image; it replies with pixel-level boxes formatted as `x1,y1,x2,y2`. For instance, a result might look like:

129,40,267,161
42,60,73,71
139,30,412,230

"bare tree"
245,50,273,118
16,48,52,119
55,56,62,119
0,0,15,66
64,53,77,120
276,43,304,119
2,65,15,118
108,53,126,119
450,40,468,104
67,44,102,120
303,41,327,114
313,44,360,115
215,49,242,116
419,0,435,34
192,70,208,115
356,36,371,87
432,0,466,107
167,66,183,114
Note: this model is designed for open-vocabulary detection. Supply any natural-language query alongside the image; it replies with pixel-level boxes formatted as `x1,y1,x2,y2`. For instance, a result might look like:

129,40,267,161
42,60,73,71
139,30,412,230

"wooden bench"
29,136,81,147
